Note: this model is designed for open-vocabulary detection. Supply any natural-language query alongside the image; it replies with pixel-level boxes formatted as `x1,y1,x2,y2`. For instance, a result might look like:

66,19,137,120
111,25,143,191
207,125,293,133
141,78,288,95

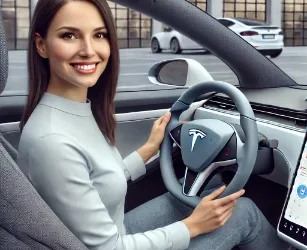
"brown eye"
62,32,76,40
95,32,108,39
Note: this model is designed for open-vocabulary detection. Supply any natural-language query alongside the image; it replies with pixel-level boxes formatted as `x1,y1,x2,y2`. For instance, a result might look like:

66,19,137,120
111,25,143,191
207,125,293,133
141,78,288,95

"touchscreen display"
279,134,307,245
285,146,307,228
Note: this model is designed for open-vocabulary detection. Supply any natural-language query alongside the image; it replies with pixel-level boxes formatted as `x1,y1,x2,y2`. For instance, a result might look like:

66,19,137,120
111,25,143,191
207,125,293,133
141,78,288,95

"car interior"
1,0,306,249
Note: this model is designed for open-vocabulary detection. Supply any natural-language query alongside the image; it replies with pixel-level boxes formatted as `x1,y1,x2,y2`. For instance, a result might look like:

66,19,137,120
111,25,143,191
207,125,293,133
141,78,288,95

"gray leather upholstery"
0,10,88,250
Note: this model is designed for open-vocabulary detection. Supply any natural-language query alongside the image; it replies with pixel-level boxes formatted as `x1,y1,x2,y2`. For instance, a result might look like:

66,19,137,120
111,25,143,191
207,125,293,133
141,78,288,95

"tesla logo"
189,129,206,151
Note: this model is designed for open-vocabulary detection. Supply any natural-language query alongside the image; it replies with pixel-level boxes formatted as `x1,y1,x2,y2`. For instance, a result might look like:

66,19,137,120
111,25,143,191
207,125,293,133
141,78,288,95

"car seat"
0,10,88,250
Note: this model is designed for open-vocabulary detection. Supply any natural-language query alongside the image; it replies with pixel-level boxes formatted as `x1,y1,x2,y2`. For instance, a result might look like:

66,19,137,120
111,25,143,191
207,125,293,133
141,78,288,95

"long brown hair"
20,0,119,145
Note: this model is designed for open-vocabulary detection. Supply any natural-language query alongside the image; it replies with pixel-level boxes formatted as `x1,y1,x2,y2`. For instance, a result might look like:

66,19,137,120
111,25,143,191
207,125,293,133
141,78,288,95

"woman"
17,0,291,249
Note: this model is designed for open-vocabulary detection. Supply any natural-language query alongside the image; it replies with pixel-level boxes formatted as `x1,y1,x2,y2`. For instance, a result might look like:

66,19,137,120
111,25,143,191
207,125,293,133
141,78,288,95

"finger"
155,116,164,125
180,120,188,124
217,199,236,214
158,112,171,128
212,200,236,218
202,185,227,202
162,112,171,124
215,189,245,206
218,207,233,227
156,112,171,125
153,116,165,128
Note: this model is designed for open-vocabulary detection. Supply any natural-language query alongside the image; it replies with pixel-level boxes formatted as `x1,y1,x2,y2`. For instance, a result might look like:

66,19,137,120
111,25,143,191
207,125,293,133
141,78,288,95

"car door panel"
182,34,202,49
115,99,206,158
0,122,20,151
0,95,27,123
160,31,172,49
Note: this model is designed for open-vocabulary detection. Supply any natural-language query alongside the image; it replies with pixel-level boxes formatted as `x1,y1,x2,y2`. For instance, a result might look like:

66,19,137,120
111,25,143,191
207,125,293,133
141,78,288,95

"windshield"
2,0,307,97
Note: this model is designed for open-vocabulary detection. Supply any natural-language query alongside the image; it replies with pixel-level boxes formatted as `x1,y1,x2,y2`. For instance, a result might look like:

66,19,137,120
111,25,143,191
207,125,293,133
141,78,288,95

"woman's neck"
47,77,88,103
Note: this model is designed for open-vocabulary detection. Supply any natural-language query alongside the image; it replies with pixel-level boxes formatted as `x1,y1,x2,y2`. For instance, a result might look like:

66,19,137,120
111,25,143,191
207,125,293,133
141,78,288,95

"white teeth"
74,64,96,70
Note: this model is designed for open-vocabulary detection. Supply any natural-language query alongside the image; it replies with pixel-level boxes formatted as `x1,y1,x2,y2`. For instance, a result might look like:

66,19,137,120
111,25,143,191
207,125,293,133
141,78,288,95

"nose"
78,38,95,58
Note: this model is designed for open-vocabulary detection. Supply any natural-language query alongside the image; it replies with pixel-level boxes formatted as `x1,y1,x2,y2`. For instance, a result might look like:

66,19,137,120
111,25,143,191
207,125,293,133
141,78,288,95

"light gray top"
17,93,190,250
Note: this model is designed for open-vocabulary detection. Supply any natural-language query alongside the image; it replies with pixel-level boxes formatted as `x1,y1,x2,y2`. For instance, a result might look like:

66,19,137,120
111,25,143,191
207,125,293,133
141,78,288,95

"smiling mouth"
70,62,100,74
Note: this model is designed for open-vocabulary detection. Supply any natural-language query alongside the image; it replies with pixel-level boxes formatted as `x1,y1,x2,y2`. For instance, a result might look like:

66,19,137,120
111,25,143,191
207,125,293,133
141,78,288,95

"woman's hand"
137,112,171,163
182,186,245,238
146,111,172,153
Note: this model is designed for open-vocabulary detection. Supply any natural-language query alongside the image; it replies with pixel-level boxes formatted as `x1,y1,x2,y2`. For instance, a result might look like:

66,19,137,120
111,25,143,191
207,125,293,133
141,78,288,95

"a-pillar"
151,0,224,35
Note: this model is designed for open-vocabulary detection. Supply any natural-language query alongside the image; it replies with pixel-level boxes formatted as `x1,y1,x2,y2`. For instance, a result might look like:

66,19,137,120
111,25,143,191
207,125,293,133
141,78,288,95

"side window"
219,19,234,28
163,26,173,32
226,20,235,27
218,19,229,27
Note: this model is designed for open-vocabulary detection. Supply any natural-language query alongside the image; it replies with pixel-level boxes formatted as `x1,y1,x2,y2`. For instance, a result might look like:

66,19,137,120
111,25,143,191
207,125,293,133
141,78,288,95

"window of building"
108,1,152,48
282,0,307,46
0,0,30,50
223,0,266,22
187,0,207,11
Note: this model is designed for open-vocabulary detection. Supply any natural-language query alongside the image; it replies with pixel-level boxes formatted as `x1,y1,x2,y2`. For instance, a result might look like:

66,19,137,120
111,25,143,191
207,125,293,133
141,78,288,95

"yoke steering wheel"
160,81,258,208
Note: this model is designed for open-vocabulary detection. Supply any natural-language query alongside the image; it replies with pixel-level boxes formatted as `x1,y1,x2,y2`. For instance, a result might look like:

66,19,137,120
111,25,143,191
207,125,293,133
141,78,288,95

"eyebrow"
56,26,107,32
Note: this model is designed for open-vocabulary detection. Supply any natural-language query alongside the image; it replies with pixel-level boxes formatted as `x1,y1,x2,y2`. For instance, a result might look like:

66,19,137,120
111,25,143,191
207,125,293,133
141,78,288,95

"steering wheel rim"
160,81,258,208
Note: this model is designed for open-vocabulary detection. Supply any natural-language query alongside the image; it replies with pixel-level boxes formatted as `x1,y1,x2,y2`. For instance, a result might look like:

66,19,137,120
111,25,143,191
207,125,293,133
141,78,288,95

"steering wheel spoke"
169,124,183,148
183,159,237,197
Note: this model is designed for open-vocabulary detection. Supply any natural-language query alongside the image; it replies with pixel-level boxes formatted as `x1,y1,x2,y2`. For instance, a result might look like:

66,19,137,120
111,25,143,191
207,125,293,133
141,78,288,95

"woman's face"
35,1,110,100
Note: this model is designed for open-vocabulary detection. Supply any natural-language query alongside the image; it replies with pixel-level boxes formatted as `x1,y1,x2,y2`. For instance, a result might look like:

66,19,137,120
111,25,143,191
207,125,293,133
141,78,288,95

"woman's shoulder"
19,104,78,151
19,105,50,141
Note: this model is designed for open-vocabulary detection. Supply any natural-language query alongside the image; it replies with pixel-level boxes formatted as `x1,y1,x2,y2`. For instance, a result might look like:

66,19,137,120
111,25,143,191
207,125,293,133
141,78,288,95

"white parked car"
151,26,205,54
217,18,284,58
151,18,284,58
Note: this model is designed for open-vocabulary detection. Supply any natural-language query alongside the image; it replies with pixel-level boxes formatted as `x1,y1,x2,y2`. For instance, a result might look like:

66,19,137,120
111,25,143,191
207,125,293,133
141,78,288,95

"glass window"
0,0,30,50
282,0,307,46
218,19,235,27
223,0,267,22
187,0,207,11
107,1,152,49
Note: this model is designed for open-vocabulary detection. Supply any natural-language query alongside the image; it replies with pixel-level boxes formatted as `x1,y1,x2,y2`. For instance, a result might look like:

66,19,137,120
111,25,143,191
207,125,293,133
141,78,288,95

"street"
4,47,307,95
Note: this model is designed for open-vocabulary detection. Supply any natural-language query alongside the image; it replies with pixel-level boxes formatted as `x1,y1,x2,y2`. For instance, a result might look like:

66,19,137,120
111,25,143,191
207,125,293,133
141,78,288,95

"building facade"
0,0,306,50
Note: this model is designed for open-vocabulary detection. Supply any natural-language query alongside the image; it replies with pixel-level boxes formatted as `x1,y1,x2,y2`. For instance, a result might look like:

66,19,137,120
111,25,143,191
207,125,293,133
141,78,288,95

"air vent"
205,96,307,126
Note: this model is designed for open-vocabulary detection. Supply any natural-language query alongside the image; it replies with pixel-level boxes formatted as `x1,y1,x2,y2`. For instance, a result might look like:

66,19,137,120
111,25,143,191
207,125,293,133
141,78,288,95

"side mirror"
148,58,214,87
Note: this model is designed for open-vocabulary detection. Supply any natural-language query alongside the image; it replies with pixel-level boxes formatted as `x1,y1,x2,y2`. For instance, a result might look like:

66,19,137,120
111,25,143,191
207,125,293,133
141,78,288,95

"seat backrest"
0,10,88,250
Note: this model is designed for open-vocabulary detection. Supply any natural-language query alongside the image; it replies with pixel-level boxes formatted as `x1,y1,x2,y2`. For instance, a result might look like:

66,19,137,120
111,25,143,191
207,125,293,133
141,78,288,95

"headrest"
0,11,8,94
